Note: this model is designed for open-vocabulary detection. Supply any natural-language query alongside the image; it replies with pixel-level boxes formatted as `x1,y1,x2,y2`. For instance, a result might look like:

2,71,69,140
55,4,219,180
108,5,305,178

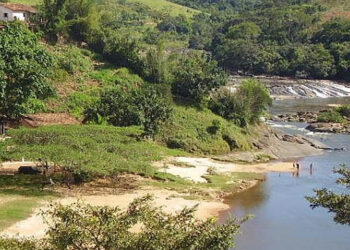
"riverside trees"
307,166,350,225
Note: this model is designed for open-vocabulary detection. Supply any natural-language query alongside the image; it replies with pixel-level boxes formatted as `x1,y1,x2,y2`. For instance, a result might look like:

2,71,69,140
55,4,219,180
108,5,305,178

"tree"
136,88,172,137
313,18,350,45
171,52,227,104
39,0,100,43
102,29,143,74
215,39,261,74
306,166,350,225
0,23,54,119
226,22,261,40
39,0,67,43
143,44,167,84
209,79,271,126
0,196,246,249
84,87,172,137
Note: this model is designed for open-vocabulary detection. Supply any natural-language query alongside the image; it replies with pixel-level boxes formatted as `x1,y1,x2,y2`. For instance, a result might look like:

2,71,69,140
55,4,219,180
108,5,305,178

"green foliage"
2,125,183,178
0,22,54,118
0,196,245,249
226,22,261,40
317,110,345,123
171,52,227,104
336,104,350,118
0,237,37,250
210,79,272,126
158,105,252,154
22,98,48,114
314,18,350,45
143,44,168,84
66,92,98,118
102,29,144,74
85,86,172,136
56,46,94,74
39,0,100,43
306,166,350,225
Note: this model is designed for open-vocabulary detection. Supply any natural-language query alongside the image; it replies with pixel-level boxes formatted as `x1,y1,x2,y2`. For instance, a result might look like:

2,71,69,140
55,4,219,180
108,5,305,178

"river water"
224,97,350,250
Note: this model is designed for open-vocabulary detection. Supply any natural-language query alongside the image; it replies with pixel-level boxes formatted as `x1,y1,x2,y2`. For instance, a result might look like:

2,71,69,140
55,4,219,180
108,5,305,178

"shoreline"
0,125,326,239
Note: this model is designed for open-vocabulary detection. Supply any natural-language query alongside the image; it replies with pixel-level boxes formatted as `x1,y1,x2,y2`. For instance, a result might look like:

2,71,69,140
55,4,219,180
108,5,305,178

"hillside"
9,0,199,17
127,0,199,17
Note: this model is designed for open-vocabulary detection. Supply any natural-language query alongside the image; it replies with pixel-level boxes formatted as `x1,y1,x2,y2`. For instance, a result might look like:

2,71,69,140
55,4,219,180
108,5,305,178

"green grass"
1,125,185,179
0,175,56,231
157,105,252,155
127,0,199,17
146,171,263,198
8,0,42,6
0,198,40,230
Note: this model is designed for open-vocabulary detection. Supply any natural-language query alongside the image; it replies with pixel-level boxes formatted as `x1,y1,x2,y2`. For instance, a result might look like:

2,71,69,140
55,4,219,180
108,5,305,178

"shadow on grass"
0,175,58,197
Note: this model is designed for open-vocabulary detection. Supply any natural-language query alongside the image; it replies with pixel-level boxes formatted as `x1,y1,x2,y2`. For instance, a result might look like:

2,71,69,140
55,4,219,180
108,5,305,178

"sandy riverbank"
158,157,295,183
1,187,229,239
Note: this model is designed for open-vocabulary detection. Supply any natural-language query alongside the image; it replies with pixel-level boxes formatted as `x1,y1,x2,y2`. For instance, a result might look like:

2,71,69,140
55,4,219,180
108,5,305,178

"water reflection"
223,96,350,250
225,182,267,212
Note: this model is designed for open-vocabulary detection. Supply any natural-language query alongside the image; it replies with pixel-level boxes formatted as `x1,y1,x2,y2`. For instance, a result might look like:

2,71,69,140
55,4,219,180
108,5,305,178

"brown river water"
223,97,350,250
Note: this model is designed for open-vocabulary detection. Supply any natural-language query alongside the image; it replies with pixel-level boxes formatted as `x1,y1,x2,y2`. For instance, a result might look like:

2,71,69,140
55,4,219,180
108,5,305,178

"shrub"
317,110,345,123
22,98,48,114
336,105,350,118
0,196,246,249
56,46,93,74
85,87,172,137
171,52,227,104
209,79,272,126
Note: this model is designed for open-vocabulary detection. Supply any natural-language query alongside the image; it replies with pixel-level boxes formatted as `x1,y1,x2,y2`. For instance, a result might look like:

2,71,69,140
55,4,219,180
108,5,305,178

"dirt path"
1,188,229,239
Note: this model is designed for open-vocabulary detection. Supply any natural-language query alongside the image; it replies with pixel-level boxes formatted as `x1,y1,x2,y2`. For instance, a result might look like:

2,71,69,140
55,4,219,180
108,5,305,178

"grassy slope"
127,0,199,17
8,0,41,6
9,0,199,17
158,105,252,155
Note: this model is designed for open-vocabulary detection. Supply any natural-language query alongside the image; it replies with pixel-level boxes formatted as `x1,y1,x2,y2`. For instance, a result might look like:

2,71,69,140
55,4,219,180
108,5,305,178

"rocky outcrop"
271,111,319,123
306,123,350,134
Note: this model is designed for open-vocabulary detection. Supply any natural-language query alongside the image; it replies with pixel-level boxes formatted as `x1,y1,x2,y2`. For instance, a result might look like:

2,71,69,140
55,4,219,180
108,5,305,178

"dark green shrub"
317,110,345,123
209,79,271,126
171,52,227,104
336,105,350,118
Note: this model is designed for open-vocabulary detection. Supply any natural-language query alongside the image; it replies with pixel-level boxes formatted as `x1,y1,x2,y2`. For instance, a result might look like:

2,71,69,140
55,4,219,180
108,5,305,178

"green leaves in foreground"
306,165,350,225
0,196,245,250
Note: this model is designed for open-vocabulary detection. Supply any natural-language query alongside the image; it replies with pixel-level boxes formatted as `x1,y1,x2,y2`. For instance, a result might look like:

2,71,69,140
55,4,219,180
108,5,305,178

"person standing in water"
309,163,313,175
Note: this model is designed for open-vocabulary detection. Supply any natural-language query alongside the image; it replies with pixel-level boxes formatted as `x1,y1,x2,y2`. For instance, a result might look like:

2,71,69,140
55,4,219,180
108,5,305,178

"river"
224,97,350,250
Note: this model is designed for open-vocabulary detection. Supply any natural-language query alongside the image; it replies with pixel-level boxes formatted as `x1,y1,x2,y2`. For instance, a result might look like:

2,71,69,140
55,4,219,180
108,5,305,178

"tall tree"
0,23,54,118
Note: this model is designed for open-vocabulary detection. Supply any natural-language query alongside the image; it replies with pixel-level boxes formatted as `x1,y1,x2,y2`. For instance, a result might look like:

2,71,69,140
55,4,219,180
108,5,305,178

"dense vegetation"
317,104,350,123
0,196,246,249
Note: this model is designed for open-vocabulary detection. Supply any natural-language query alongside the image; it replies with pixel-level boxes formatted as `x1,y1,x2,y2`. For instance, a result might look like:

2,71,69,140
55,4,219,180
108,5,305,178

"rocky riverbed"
228,75,350,99
270,111,350,134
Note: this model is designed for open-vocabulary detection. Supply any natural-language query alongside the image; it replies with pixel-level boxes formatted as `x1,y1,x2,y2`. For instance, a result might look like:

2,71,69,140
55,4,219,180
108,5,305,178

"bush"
158,105,252,154
209,79,272,126
336,105,350,118
0,196,245,249
2,125,181,178
171,52,227,104
85,86,172,137
22,98,48,114
317,110,345,123
56,46,93,74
